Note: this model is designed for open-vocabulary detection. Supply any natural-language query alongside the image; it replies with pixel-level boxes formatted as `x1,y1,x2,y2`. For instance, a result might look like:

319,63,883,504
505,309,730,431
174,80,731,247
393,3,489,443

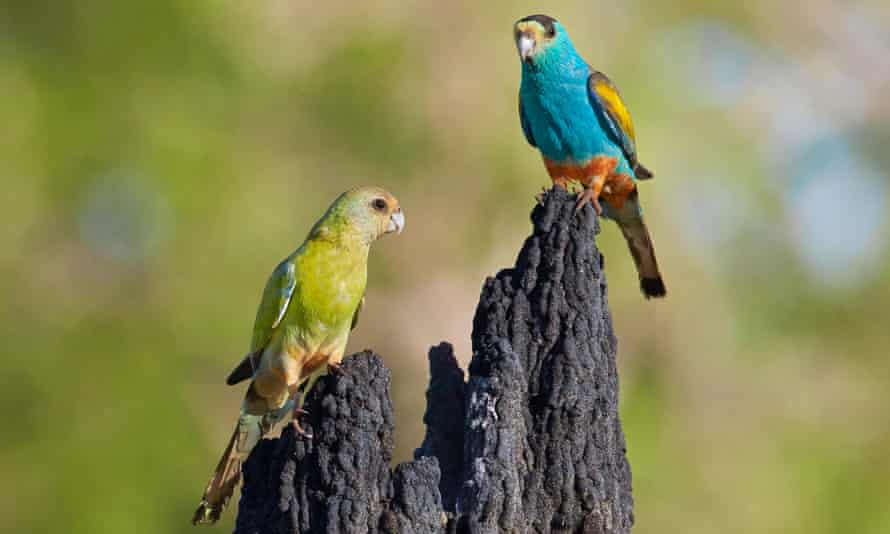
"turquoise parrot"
192,186,404,525
515,14,666,298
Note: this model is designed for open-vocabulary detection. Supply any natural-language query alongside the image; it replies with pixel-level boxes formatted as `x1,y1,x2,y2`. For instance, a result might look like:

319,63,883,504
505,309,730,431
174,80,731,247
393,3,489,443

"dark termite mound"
235,188,634,533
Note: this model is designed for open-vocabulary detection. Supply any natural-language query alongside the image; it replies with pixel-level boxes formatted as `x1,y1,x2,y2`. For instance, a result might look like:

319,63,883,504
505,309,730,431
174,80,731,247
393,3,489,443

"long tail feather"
192,412,264,525
618,218,666,299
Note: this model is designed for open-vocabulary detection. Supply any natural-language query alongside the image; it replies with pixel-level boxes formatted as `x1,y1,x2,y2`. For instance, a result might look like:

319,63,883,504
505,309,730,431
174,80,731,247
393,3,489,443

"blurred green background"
2,1,889,533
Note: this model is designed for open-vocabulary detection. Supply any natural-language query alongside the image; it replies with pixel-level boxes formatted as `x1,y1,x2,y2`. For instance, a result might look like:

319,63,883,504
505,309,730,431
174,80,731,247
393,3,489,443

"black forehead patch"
519,14,557,33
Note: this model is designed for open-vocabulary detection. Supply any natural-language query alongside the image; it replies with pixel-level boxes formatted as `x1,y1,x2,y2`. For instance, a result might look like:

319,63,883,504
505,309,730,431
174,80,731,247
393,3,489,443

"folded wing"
587,69,653,180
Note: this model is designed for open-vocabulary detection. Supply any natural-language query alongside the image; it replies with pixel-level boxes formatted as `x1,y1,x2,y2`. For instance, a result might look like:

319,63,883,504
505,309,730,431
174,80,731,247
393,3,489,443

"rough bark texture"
235,188,633,533
457,187,634,533
234,352,445,534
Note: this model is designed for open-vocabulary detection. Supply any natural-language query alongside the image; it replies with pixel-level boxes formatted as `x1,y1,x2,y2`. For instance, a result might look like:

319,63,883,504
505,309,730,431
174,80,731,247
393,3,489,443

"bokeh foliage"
2,1,889,533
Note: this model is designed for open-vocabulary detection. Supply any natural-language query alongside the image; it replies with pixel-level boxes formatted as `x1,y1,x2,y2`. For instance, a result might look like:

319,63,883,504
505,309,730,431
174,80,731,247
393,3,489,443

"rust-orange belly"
543,155,636,209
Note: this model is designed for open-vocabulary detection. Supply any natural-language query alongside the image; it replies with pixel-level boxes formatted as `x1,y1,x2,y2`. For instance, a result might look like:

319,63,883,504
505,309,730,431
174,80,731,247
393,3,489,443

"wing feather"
225,349,262,385
250,258,297,352
226,257,297,385
226,258,297,384
587,70,654,180
519,96,537,148
350,296,364,331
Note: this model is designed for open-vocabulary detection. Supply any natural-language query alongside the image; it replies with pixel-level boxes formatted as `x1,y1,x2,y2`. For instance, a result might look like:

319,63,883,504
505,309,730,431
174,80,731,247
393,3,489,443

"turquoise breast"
520,62,629,174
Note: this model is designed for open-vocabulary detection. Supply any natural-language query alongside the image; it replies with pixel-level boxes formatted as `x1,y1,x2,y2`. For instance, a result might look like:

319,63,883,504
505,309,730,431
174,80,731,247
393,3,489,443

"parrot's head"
514,14,573,67
313,186,404,246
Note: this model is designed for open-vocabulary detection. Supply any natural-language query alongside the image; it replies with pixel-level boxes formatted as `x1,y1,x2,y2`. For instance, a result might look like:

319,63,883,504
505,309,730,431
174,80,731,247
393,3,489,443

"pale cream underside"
250,327,349,411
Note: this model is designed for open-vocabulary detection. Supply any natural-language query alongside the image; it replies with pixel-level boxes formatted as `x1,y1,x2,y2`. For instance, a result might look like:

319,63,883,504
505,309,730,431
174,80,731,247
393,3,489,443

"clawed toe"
291,408,312,438
291,418,313,438
574,188,602,216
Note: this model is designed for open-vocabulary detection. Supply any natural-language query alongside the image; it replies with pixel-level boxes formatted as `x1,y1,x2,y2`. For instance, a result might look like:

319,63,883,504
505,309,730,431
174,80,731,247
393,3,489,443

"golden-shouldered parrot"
515,14,666,298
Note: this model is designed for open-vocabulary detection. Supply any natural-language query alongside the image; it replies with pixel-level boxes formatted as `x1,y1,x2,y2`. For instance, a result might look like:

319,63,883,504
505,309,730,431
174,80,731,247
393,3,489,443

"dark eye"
372,198,387,211
547,26,556,37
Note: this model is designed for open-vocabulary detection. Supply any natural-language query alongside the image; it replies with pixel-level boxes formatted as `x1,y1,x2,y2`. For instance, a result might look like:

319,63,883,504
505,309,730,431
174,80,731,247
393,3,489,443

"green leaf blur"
2,1,888,533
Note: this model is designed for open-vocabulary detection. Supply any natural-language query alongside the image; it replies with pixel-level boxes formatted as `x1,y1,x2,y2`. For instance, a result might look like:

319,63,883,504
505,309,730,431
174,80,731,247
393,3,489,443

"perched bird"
192,186,404,525
515,14,666,298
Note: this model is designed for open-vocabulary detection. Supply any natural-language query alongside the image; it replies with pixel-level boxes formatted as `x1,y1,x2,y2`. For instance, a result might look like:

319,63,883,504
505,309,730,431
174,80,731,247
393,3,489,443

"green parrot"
192,186,404,525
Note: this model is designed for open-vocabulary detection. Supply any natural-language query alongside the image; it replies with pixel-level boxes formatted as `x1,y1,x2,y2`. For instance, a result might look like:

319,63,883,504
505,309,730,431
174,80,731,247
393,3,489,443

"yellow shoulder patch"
593,79,636,143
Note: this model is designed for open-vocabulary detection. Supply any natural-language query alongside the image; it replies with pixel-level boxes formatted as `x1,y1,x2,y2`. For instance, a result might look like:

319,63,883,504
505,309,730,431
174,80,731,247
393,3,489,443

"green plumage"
249,190,383,356
194,186,404,525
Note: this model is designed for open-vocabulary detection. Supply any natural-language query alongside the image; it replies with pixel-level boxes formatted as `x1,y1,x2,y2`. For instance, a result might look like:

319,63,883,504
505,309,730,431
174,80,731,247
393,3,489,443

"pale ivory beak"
517,34,536,61
387,209,405,235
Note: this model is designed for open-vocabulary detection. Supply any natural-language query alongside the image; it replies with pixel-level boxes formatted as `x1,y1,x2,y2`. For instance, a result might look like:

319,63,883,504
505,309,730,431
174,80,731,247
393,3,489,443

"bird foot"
535,186,547,205
328,362,344,375
291,419,313,438
291,408,313,438
575,186,602,216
